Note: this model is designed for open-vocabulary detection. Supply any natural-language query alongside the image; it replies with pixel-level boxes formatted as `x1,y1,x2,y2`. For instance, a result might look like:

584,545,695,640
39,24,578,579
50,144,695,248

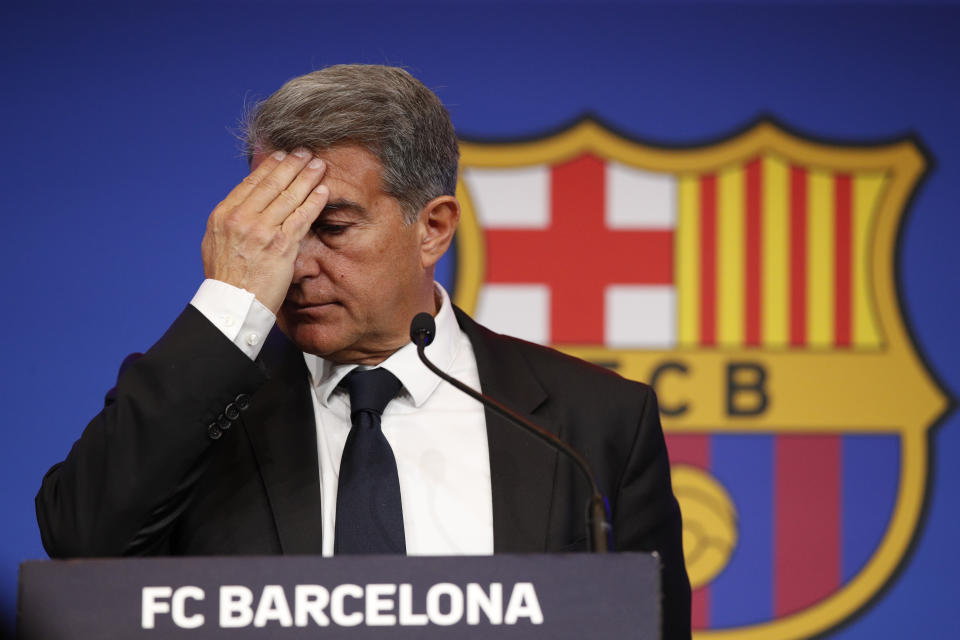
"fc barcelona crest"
450,119,951,639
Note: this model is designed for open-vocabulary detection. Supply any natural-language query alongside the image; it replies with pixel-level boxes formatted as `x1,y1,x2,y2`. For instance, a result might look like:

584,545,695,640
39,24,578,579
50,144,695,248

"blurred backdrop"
2,1,959,638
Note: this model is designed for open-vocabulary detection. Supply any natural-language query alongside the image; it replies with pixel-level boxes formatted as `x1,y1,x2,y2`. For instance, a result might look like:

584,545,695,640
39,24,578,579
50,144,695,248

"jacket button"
207,423,223,440
224,403,240,421
235,394,251,411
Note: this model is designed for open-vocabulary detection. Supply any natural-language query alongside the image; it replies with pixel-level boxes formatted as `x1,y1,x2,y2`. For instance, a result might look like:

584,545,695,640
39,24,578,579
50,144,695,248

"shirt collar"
303,283,462,408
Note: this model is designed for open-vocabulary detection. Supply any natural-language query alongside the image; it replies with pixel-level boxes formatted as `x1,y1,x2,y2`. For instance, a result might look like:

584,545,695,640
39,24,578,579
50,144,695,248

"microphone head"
410,312,436,346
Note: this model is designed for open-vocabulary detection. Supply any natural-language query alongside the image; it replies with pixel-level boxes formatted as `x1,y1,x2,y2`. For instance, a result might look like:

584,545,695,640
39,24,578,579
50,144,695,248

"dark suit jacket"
37,305,690,639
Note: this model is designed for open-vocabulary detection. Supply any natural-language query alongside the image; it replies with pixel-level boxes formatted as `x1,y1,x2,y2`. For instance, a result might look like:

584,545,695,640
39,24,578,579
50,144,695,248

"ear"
418,195,460,269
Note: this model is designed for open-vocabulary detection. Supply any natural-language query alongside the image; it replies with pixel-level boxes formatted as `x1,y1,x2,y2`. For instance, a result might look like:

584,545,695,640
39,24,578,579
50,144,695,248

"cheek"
356,232,414,274
386,226,424,264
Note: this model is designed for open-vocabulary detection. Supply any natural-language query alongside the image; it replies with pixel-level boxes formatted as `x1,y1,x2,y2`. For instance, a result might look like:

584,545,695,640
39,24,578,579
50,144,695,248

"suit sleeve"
613,386,692,640
35,306,267,557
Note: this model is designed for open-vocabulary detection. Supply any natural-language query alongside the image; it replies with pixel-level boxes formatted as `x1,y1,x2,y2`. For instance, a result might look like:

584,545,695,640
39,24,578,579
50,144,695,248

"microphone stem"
416,342,610,553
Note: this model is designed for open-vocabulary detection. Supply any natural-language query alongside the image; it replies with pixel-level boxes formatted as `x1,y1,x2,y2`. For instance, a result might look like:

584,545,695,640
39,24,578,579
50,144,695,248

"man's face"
252,145,433,364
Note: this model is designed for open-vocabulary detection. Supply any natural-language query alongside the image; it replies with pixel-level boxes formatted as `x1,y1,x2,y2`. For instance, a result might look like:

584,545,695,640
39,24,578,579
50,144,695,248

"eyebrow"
321,198,369,218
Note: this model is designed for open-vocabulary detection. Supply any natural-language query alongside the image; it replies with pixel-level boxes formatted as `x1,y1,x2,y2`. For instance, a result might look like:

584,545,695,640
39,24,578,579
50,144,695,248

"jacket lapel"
455,308,559,553
241,328,324,554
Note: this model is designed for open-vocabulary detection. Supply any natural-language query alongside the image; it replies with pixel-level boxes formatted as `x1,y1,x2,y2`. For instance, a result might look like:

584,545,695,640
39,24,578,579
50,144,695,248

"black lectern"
19,553,660,638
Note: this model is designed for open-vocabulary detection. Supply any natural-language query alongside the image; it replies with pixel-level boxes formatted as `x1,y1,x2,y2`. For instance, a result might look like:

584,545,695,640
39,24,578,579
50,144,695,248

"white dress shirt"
191,280,494,557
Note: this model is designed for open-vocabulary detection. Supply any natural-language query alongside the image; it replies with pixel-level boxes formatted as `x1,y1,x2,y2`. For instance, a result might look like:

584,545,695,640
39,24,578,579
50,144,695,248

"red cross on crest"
483,154,673,343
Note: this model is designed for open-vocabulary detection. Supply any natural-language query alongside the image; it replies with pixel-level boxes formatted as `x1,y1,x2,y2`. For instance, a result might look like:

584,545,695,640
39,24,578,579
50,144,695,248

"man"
36,65,691,638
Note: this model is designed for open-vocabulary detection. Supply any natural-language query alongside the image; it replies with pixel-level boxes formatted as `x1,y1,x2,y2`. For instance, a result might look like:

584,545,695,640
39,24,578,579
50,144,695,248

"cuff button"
224,403,240,420
207,423,223,440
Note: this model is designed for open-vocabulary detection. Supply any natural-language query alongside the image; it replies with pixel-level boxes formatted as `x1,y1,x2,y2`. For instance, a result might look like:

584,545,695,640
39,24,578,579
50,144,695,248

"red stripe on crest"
835,175,852,347
745,158,763,346
774,435,841,616
789,167,807,346
692,588,710,629
665,434,711,628
700,175,717,346
665,434,710,468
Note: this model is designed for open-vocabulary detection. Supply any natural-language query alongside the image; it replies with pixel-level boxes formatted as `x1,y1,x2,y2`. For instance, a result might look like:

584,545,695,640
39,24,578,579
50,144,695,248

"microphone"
410,312,611,553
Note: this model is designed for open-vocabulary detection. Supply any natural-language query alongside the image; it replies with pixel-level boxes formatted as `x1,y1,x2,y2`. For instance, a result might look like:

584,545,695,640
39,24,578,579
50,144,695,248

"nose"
291,236,323,284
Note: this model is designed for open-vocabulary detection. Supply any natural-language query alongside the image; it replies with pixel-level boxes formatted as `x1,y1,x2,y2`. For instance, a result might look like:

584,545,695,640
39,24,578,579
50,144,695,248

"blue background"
2,1,958,637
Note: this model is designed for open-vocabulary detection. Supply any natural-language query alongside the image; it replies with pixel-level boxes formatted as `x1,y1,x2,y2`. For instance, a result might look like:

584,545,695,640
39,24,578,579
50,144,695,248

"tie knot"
341,368,403,417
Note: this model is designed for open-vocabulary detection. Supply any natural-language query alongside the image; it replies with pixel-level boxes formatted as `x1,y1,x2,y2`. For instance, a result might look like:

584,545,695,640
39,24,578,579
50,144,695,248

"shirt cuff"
190,279,276,360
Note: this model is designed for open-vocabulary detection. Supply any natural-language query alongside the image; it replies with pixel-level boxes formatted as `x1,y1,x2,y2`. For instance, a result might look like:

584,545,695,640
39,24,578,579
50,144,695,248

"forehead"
251,144,386,198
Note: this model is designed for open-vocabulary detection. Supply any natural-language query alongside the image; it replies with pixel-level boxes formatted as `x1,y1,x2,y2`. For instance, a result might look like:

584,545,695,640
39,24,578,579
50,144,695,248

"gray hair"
243,64,460,223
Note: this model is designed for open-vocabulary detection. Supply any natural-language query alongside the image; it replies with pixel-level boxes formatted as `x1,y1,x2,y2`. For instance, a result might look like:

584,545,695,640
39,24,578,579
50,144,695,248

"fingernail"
271,150,287,161
308,158,324,170
292,148,310,158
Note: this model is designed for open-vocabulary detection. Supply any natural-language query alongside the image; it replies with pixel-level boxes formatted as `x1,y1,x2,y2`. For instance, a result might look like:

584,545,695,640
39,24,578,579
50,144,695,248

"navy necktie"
334,368,406,554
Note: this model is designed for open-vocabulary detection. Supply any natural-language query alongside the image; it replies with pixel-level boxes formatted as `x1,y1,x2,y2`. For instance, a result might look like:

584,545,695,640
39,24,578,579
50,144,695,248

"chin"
295,334,351,359
277,319,350,357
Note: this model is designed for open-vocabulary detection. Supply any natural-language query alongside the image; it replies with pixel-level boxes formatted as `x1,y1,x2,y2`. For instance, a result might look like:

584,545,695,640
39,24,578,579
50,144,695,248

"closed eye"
312,222,349,235
311,198,368,237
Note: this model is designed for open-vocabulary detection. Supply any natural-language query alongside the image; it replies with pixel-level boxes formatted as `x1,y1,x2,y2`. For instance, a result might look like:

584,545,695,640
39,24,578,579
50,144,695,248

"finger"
260,157,327,226
280,184,330,241
216,149,289,213
237,148,317,216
